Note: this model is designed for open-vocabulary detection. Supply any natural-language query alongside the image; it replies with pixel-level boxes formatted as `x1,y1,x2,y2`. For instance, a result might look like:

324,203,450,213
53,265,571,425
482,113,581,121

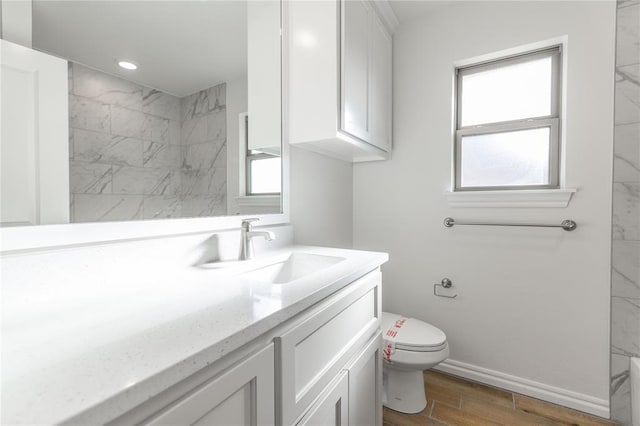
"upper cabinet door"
369,12,392,152
0,40,69,226
341,0,371,142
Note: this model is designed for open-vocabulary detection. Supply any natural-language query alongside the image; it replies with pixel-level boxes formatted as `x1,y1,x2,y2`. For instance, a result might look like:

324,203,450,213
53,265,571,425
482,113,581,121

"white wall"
291,146,353,248
354,1,616,415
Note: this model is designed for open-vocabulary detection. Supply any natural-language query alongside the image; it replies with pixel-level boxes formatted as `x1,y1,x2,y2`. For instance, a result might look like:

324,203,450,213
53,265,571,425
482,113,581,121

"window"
454,47,561,191
241,113,281,196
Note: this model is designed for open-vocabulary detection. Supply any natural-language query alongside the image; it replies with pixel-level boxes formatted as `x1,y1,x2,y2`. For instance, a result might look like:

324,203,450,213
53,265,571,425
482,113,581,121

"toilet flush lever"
434,278,457,299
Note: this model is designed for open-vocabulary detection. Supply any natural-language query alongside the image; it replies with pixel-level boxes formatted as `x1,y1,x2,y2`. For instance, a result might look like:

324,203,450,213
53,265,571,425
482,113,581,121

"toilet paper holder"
434,278,457,299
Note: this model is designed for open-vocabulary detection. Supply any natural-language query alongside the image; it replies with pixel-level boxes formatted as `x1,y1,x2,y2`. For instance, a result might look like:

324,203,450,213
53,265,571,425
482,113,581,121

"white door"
144,344,275,426
0,39,69,226
297,371,349,426
340,0,371,143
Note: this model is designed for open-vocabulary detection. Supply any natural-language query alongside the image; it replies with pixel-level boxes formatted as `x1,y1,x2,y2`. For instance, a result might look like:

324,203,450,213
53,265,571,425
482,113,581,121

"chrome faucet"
240,218,275,260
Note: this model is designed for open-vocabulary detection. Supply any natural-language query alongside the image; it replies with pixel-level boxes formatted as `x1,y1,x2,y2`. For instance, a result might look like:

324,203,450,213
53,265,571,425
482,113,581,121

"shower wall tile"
611,297,640,357
143,195,182,220
612,240,640,298
611,353,632,425
74,129,143,167
142,88,181,120
616,3,639,67
112,167,179,196
69,64,228,222
70,161,112,194
73,194,143,223
207,84,226,111
181,90,210,121
143,142,184,169
182,194,227,218
181,116,208,145
612,3,638,424
614,123,640,182
73,64,142,110
184,141,226,170
182,168,226,196
612,182,640,240
207,109,226,141
615,65,640,125
110,106,146,139
69,96,110,134
169,120,181,145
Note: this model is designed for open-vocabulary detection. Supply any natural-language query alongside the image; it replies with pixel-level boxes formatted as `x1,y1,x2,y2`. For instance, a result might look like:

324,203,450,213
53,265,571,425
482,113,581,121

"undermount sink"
243,252,345,284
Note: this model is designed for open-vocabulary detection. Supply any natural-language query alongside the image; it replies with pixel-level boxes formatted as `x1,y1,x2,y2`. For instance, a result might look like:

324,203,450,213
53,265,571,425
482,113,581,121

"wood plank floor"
383,371,618,426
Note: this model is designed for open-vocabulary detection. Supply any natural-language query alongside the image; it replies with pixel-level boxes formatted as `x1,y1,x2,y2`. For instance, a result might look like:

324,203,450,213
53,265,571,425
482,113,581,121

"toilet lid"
381,312,447,352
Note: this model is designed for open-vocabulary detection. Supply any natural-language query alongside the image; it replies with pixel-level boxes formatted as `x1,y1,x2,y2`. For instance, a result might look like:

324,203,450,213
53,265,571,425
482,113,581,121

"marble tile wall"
611,1,640,424
68,63,227,222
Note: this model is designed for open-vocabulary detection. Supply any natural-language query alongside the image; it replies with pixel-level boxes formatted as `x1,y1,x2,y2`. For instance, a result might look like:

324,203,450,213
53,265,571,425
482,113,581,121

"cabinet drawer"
277,270,381,425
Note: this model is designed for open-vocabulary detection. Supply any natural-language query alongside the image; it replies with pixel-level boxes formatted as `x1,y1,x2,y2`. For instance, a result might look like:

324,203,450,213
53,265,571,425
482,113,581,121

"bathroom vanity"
2,246,387,425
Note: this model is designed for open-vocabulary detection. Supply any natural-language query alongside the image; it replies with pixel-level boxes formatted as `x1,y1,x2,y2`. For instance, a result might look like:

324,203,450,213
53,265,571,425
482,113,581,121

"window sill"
446,188,576,208
235,195,280,208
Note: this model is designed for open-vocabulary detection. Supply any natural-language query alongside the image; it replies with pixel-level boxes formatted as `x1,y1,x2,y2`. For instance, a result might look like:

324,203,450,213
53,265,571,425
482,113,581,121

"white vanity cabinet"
288,0,394,162
143,345,275,426
112,268,382,426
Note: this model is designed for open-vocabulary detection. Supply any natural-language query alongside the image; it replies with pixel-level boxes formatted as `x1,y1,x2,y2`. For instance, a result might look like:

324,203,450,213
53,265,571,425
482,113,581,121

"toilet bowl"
381,311,449,414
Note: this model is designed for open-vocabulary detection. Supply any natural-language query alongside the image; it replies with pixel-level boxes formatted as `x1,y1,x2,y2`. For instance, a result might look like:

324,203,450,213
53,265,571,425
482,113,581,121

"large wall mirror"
1,0,282,228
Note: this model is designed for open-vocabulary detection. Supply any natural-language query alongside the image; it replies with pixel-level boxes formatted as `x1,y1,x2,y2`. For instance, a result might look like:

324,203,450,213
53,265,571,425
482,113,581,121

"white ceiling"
388,0,457,24
33,1,248,97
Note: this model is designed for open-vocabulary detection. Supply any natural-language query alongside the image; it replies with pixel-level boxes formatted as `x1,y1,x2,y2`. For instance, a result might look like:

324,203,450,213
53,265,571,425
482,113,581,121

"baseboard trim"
434,359,610,419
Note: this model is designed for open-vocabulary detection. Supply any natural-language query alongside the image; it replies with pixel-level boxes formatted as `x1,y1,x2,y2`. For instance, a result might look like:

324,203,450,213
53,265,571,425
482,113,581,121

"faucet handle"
241,218,259,230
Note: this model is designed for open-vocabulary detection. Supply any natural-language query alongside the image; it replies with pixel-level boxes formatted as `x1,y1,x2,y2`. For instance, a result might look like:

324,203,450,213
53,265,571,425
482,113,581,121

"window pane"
249,157,281,194
460,128,550,188
460,56,553,126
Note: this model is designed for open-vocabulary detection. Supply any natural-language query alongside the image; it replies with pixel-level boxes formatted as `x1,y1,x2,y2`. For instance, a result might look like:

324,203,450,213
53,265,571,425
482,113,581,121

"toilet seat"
381,312,447,352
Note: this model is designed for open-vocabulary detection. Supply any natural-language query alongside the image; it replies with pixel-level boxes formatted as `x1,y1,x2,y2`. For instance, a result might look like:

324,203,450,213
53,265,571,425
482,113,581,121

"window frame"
454,46,562,192
242,113,281,197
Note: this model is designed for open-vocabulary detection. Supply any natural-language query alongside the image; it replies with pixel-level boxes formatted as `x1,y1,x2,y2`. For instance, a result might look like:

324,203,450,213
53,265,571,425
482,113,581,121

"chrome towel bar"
443,217,577,231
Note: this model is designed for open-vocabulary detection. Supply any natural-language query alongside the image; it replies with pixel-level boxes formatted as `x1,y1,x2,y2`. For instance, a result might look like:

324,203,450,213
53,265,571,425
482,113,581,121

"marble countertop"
2,245,387,425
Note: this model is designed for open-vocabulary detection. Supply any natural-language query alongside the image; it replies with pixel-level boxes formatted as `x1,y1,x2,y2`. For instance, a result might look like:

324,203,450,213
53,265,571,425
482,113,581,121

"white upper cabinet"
288,0,396,162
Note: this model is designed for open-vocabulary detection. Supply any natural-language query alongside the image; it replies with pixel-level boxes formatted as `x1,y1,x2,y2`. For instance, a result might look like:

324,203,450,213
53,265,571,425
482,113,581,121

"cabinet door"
0,40,69,226
347,332,382,426
145,344,275,426
297,371,349,426
369,13,392,152
340,0,371,143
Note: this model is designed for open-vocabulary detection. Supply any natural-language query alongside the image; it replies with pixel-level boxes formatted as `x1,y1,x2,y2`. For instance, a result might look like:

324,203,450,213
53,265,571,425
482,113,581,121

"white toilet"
381,311,449,414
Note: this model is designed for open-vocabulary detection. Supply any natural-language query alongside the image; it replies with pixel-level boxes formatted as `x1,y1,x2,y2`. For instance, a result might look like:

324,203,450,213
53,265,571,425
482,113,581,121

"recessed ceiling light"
117,60,138,70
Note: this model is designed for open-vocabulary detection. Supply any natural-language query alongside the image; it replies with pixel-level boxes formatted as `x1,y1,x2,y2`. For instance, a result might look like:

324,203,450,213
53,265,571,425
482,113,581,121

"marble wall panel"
73,64,142,110
615,65,640,125
73,194,144,223
143,196,182,220
181,116,208,145
207,109,226,142
613,182,640,240
69,162,112,194
611,2,640,424
617,3,640,67
611,353,632,425
73,129,143,167
112,167,179,196
143,142,184,169
184,140,225,170
142,88,181,121
614,123,640,182
69,96,110,134
612,240,640,298
69,64,228,222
